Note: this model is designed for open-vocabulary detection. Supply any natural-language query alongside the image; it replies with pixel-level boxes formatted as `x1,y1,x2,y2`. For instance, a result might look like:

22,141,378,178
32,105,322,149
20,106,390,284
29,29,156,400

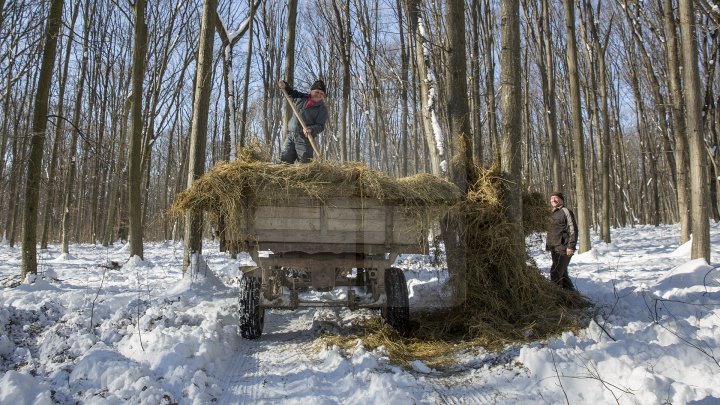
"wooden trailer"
236,196,427,339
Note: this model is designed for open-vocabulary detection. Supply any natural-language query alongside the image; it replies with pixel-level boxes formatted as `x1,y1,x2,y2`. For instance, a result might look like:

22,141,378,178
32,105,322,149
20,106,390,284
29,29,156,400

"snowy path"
216,305,513,404
218,310,316,403
2,225,720,404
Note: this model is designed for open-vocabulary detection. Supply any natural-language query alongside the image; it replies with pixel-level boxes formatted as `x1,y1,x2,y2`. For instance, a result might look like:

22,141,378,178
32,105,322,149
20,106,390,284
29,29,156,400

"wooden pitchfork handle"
279,86,322,160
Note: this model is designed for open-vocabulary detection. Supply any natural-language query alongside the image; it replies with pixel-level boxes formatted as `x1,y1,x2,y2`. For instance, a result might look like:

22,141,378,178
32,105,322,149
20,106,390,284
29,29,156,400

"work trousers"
281,132,313,163
550,250,575,291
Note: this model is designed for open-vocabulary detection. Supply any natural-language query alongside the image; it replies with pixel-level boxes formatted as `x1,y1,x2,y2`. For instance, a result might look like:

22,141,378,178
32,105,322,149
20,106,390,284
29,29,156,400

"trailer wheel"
239,275,264,339
382,267,409,334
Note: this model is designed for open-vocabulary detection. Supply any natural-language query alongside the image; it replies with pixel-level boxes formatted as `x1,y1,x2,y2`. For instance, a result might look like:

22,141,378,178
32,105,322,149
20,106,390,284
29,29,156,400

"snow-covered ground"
1,224,719,404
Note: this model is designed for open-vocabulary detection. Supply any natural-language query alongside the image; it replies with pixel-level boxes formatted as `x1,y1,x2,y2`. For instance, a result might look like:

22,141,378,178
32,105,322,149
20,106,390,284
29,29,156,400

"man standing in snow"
278,79,328,163
545,192,578,291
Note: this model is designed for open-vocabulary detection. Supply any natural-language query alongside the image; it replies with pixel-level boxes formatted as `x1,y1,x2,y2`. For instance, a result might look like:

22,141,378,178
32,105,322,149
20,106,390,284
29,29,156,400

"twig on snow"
550,351,570,405
89,266,108,331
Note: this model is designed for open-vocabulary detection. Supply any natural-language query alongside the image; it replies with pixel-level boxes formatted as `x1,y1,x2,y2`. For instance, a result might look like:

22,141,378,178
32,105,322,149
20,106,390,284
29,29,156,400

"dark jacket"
546,205,578,252
285,85,328,136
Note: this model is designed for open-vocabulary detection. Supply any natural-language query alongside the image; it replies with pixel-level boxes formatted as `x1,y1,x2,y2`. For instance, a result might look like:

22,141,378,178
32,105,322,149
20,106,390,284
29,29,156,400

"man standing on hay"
278,79,328,163
546,192,578,291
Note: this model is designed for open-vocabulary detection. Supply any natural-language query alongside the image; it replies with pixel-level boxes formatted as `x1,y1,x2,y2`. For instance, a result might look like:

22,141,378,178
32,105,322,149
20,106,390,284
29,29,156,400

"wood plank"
326,218,386,232
255,217,320,230
253,229,387,245
324,207,385,221
255,206,320,220
253,242,423,255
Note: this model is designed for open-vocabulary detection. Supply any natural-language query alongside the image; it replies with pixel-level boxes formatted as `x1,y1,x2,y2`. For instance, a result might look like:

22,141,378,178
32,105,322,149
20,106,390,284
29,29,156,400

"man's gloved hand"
566,248,575,256
277,80,287,90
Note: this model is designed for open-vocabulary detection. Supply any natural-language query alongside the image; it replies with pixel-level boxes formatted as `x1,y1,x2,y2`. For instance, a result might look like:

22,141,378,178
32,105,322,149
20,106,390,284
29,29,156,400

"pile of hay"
171,157,588,367
323,166,589,367
170,159,463,238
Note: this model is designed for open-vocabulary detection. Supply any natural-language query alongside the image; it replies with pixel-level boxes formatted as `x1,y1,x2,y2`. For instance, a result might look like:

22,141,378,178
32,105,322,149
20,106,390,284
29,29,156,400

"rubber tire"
239,275,264,339
382,267,409,334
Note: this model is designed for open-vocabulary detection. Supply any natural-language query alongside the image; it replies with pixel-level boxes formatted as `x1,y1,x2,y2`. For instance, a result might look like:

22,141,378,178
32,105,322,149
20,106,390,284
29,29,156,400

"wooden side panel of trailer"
242,198,425,255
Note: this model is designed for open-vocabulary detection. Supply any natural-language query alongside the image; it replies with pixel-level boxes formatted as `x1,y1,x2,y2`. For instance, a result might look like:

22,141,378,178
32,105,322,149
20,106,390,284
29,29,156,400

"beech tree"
21,0,64,279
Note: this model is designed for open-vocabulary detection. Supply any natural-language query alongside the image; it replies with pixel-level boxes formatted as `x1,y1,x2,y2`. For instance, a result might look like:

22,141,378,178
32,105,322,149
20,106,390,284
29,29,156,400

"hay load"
323,166,589,366
170,159,463,244
171,158,587,363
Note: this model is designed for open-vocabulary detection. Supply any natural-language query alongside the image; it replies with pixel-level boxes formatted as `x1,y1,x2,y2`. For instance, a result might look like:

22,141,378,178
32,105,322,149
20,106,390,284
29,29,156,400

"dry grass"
320,166,590,367
171,156,590,367
169,158,463,241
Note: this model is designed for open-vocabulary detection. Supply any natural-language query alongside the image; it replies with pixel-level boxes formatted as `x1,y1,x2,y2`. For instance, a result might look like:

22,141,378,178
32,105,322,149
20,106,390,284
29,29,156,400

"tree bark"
678,0,711,261
406,0,442,176
183,0,218,272
500,0,523,229
127,0,148,259
282,0,298,136
469,0,483,165
563,0,591,253
542,0,562,191
582,1,611,242
40,0,81,249
61,0,92,254
239,0,256,147
21,0,64,279
482,0,499,162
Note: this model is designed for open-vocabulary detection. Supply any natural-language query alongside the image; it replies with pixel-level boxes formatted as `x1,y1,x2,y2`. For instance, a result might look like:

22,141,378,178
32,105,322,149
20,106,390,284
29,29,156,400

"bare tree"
40,0,81,249
500,0,523,227
563,0,591,253
127,0,148,259
678,0,711,261
406,0,442,175
282,0,298,135
183,0,218,272
60,0,93,254
21,0,64,279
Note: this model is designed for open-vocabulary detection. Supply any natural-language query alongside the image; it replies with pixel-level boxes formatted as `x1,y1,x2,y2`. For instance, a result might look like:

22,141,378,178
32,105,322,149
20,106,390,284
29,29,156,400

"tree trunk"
61,0,92,254
282,0,298,136
500,0,523,228
90,46,112,244
582,1,611,242
183,0,218,272
470,0,483,165
0,55,16,240
678,0,711,261
396,0,409,175
482,0,499,162
239,0,255,147
621,0,677,187
541,0,562,190
21,0,64,279
406,0,442,176
127,0,148,259
40,0,81,249
0,0,6,32
563,0,591,253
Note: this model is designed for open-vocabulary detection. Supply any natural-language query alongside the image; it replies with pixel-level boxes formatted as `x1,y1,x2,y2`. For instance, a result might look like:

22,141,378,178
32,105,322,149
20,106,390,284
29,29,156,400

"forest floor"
1,224,719,404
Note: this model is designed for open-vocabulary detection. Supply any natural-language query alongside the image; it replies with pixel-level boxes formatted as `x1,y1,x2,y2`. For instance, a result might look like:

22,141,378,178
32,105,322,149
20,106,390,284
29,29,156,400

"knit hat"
310,79,326,93
551,191,565,202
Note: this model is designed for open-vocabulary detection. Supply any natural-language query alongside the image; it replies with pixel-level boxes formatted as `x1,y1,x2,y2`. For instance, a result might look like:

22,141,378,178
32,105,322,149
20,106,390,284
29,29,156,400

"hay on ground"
170,157,589,367
320,165,590,367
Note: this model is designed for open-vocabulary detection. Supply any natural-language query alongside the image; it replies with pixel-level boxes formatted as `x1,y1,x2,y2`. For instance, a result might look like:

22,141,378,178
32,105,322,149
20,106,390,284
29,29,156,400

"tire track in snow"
432,386,497,404
218,309,316,404
428,372,512,404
